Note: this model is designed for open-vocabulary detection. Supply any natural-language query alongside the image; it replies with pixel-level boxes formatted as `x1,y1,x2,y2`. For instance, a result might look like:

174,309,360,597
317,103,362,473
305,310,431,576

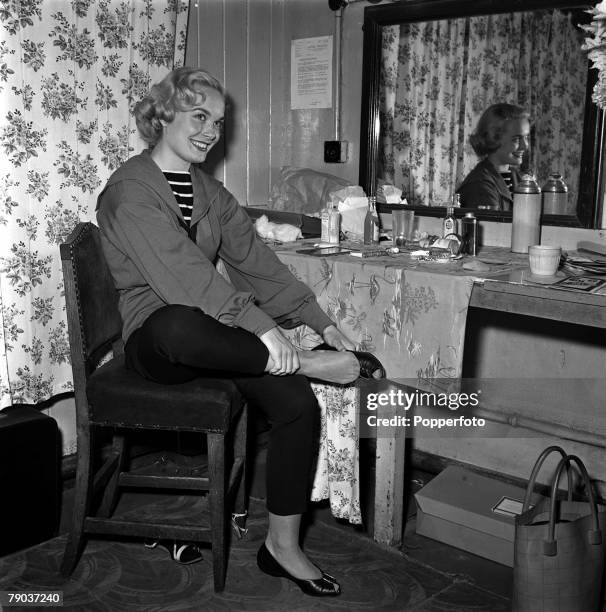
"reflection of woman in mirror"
456,104,530,211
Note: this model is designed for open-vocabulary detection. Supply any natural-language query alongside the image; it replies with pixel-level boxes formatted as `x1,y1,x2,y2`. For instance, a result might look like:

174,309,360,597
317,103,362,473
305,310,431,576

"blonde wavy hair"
134,67,225,146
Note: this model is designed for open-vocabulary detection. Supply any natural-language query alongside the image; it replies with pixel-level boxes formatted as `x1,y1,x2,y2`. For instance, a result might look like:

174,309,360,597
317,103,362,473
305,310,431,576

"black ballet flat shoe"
256,543,341,597
312,343,386,379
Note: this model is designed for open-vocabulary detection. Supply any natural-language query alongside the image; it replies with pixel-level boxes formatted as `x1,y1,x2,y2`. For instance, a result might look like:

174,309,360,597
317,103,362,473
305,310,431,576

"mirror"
359,0,605,228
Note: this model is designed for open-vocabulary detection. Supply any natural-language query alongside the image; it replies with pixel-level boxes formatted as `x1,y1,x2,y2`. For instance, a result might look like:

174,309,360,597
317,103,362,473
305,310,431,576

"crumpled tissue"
381,184,405,204
254,215,302,242
330,186,368,238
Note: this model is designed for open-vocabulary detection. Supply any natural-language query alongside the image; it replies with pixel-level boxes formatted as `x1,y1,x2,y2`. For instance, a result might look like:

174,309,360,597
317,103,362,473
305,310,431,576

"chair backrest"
60,222,123,383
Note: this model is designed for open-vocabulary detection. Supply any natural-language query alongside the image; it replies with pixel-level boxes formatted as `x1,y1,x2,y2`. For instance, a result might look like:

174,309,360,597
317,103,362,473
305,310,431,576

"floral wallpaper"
380,9,587,212
0,0,189,408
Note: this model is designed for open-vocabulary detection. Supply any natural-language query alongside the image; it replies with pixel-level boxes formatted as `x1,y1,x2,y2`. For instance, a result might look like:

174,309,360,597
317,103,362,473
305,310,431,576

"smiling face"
488,117,530,171
151,85,225,171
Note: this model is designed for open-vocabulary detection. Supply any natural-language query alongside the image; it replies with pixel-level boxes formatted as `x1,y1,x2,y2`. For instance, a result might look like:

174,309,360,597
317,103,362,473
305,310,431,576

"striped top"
500,170,513,194
164,171,193,226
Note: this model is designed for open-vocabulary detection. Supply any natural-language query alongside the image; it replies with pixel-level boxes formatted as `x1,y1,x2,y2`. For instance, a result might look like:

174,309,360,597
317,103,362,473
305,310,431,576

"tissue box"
415,465,534,566
245,207,321,238
337,197,368,237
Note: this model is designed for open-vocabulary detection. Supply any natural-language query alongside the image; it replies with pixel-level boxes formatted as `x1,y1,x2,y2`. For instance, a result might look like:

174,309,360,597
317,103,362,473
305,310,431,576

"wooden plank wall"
185,0,364,207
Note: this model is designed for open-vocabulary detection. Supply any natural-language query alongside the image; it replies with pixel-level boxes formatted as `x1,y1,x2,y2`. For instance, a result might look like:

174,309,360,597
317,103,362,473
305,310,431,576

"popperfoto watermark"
366,413,486,429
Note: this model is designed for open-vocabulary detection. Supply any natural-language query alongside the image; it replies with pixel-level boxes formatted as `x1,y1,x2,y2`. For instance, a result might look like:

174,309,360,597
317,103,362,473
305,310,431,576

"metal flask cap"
542,173,568,193
515,173,541,194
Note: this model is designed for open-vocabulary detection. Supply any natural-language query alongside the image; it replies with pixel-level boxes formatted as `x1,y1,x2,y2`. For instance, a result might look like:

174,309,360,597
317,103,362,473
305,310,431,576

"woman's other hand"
322,325,356,351
259,327,300,375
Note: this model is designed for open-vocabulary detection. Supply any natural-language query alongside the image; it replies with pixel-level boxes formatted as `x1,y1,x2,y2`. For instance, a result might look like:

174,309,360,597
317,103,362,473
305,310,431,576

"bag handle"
543,454,603,556
522,445,572,512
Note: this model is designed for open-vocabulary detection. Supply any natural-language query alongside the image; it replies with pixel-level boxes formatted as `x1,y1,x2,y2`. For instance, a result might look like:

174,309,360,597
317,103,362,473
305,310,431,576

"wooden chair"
59,222,247,591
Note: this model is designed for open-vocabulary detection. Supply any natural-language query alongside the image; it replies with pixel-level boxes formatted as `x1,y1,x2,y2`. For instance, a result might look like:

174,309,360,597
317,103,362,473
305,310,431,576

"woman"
456,103,530,211
96,67,384,597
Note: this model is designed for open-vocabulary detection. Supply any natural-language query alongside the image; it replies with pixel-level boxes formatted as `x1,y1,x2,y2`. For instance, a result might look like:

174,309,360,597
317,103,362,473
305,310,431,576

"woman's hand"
322,325,356,351
259,327,300,375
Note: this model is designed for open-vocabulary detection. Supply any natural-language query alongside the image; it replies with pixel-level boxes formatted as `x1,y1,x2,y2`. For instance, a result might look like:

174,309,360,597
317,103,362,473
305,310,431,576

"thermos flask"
541,173,567,215
511,174,541,254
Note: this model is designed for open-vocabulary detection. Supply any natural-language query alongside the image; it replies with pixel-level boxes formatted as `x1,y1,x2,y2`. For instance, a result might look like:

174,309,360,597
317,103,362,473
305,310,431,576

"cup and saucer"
525,245,563,284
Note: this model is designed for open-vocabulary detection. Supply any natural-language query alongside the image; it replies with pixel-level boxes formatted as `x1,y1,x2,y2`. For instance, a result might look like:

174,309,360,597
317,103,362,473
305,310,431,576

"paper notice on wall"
290,36,332,110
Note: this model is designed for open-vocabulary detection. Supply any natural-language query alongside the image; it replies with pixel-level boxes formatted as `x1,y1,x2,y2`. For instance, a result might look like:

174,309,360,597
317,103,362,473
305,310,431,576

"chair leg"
97,433,127,518
208,432,227,592
231,405,248,538
61,425,93,576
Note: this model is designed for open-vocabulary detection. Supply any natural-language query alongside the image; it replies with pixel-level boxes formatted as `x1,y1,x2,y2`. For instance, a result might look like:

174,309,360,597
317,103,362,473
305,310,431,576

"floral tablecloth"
275,242,527,524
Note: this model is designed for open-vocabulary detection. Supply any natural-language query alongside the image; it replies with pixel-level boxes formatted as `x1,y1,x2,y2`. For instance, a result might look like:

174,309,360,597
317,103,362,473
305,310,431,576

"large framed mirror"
359,0,605,228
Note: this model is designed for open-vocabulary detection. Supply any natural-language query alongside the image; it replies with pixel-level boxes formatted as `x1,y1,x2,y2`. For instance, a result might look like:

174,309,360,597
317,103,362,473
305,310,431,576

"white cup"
528,245,561,276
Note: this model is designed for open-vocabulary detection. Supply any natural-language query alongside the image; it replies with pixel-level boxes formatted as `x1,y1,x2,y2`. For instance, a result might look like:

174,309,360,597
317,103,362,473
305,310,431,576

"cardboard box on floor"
415,465,533,567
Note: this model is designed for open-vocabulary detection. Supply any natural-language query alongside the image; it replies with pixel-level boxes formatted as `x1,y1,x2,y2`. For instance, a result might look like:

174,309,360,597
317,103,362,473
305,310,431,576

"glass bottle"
364,196,380,245
442,206,456,237
327,202,340,244
320,205,330,243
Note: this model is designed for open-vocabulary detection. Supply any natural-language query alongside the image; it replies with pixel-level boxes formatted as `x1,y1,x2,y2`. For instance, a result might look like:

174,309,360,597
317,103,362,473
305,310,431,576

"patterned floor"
0,491,512,612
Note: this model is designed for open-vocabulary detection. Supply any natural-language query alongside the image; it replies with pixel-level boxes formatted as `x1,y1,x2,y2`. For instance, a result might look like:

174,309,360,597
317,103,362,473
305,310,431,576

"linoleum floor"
0,465,515,611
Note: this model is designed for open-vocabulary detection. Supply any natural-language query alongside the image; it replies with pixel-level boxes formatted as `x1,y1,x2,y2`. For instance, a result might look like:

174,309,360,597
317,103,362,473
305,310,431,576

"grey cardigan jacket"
456,159,521,212
96,151,333,342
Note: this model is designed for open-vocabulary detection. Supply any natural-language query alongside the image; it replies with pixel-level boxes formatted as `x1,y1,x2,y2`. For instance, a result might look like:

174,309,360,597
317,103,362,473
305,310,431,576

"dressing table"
471,272,606,328
272,241,606,544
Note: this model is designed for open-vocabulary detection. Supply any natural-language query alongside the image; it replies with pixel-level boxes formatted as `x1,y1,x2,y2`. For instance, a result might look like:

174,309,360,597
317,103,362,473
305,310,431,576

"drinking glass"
392,210,415,247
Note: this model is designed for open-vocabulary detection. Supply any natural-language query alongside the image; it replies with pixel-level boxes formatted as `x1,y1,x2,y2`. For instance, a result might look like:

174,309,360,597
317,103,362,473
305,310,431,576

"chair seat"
86,357,242,433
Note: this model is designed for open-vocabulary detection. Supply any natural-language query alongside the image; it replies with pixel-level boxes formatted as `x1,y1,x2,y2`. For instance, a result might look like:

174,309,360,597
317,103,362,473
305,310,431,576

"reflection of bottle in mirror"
511,174,541,253
541,173,567,215
364,196,380,245
442,206,456,237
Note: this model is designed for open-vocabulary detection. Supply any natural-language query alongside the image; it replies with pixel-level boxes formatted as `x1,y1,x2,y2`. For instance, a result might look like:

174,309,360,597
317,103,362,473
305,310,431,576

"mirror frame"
359,0,605,228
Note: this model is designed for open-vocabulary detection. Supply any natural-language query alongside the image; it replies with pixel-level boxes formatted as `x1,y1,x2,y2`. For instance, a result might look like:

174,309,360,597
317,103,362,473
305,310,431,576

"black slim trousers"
124,304,319,516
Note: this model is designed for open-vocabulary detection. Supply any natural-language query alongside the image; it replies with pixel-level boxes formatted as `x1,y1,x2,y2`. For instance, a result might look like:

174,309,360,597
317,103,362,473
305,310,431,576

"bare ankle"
266,535,296,555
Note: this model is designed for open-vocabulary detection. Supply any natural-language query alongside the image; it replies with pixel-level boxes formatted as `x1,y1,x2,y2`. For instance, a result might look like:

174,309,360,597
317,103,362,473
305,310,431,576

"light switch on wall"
324,140,348,163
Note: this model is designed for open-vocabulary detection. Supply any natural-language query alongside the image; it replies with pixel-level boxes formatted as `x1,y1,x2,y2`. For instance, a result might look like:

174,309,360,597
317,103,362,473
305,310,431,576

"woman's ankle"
265,534,296,555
